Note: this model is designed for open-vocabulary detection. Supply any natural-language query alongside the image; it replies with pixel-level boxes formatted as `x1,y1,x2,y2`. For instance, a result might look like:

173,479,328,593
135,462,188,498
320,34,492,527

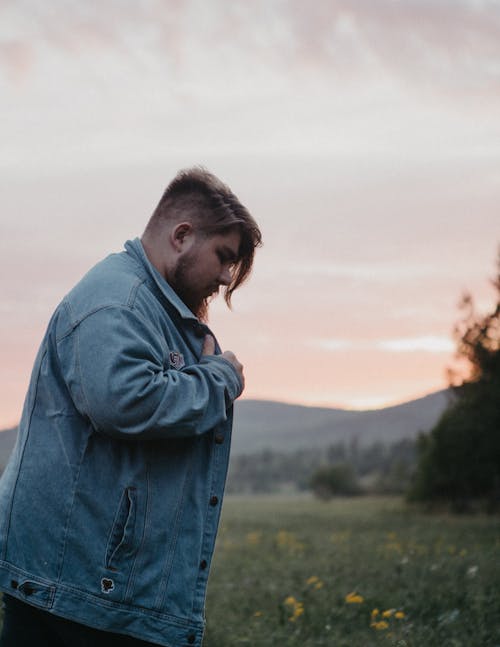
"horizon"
0,385,453,432
1,1,499,428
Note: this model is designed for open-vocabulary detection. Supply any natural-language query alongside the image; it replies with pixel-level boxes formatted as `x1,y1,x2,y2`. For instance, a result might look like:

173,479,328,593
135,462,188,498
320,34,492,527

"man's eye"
217,251,237,271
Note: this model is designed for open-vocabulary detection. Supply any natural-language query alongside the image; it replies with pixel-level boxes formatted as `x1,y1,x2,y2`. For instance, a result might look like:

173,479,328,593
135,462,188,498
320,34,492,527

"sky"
1,0,499,428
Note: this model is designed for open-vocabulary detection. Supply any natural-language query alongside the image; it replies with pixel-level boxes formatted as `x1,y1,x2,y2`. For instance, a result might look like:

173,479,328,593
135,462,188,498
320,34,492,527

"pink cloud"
283,0,500,97
0,41,35,83
2,0,499,97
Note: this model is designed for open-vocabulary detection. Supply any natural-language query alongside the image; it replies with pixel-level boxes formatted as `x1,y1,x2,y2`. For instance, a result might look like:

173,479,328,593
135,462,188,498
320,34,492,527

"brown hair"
145,167,262,306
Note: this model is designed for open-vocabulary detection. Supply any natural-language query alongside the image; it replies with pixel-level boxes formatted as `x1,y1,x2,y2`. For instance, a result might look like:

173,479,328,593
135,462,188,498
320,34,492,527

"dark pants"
0,595,159,647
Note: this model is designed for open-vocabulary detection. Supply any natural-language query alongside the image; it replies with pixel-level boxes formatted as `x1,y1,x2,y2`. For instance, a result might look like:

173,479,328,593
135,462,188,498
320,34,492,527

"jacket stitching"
105,487,135,572
127,276,143,308
55,424,89,583
0,561,198,628
0,349,46,561
155,441,195,610
124,466,151,603
56,280,145,343
74,319,99,433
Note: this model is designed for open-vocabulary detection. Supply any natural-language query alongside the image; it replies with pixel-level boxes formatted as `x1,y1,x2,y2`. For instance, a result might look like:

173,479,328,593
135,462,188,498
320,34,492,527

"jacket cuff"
200,355,243,401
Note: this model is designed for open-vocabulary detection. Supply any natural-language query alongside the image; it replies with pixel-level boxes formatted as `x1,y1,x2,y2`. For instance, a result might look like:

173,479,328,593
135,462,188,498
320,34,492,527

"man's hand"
202,335,245,392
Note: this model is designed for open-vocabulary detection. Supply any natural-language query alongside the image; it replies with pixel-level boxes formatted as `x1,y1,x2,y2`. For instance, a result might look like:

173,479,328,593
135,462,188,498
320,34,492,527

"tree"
310,463,361,500
408,249,500,510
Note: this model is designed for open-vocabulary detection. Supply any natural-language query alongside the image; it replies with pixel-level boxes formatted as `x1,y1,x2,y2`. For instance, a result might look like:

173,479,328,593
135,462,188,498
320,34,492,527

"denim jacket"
0,239,242,647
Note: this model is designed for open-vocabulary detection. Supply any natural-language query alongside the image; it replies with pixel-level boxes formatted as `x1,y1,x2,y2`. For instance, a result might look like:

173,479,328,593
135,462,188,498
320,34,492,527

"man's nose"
219,267,232,286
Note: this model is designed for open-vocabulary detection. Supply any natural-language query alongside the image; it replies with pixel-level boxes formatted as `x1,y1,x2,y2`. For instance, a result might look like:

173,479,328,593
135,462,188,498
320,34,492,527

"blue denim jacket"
0,239,242,647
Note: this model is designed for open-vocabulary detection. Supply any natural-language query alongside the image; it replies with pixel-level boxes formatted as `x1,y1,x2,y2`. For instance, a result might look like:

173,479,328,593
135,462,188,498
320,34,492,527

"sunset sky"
1,0,499,428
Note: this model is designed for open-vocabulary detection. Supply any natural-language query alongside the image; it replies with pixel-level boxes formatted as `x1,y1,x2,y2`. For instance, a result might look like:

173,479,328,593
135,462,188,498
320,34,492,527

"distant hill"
0,427,17,470
0,390,453,465
231,390,453,455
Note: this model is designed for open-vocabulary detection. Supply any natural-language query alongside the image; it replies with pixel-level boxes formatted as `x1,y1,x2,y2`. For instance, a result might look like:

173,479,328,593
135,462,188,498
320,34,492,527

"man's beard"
170,255,212,322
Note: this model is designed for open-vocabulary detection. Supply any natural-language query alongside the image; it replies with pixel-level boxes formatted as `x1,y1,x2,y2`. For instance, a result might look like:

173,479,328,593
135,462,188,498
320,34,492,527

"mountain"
0,427,17,470
230,389,453,455
0,389,453,464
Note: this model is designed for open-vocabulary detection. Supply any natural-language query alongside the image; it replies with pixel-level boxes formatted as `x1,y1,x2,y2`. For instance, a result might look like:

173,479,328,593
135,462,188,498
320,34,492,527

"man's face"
170,228,241,320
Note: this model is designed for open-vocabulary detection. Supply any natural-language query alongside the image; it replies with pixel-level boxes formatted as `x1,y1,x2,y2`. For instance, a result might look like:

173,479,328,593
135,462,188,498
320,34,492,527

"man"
0,167,262,647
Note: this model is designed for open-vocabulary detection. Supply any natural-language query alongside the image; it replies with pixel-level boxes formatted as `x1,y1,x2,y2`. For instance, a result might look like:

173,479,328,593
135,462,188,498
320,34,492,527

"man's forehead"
213,230,241,256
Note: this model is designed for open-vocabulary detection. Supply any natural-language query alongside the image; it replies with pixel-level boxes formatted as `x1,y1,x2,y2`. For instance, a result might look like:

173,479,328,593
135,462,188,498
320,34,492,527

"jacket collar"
124,238,199,323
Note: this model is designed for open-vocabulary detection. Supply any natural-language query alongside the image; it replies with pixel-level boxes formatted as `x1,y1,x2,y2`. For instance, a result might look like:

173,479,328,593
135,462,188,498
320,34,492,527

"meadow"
204,496,500,647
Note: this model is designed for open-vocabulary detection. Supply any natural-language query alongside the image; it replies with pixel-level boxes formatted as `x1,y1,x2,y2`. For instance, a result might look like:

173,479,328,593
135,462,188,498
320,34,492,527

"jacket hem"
0,563,204,647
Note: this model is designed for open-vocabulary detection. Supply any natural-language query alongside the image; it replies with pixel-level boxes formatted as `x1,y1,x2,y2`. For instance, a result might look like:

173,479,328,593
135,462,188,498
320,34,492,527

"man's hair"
145,167,262,306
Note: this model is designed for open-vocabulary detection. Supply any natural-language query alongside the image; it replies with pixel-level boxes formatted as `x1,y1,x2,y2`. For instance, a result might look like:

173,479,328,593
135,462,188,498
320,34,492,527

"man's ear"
171,222,194,252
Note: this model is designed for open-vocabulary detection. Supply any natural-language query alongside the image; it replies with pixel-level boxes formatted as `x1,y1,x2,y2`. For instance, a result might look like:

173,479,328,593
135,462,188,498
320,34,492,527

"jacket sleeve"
66,305,242,439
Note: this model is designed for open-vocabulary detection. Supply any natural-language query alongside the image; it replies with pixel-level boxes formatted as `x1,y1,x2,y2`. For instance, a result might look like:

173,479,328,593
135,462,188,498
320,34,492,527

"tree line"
226,438,416,495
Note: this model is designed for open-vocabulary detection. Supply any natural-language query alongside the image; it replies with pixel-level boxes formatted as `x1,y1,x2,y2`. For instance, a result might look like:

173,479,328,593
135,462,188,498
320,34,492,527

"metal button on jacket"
209,496,219,506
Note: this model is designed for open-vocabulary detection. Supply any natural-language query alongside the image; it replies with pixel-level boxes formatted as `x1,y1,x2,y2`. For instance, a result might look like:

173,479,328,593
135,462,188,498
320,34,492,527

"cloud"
375,336,455,353
0,41,34,82
313,335,455,353
284,0,500,92
1,0,499,168
283,261,437,282
1,0,499,97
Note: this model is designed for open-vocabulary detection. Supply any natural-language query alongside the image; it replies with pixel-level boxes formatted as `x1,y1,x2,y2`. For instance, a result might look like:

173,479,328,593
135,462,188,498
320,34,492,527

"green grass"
204,496,500,647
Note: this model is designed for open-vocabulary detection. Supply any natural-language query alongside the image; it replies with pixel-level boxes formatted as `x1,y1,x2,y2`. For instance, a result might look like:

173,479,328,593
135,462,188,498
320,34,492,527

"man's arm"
63,305,244,439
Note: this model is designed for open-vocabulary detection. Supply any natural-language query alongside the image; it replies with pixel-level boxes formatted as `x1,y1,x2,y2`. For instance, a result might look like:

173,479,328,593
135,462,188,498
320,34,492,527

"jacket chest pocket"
105,486,137,571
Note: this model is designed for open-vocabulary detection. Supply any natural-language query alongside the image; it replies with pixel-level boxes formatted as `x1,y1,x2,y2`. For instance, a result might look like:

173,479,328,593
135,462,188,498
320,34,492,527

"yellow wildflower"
371,608,379,618
395,611,405,619
314,581,324,590
290,603,304,622
306,576,319,585
371,620,389,630
283,596,304,622
382,609,395,618
246,531,262,546
345,592,364,604
253,611,262,617
276,530,304,552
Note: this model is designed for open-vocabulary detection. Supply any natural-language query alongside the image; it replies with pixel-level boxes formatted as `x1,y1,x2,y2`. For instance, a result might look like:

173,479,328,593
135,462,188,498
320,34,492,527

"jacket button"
200,559,208,570
10,580,18,590
210,495,219,506
214,433,224,444
187,635,196,644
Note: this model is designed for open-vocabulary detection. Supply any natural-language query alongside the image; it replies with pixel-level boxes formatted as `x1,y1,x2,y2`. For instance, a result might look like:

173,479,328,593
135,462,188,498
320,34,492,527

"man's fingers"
202,334,216,356
200,337,245,393
221,351,245,392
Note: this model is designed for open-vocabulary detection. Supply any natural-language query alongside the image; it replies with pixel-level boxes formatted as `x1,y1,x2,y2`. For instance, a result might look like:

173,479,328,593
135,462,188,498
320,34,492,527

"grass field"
204,496,500,647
